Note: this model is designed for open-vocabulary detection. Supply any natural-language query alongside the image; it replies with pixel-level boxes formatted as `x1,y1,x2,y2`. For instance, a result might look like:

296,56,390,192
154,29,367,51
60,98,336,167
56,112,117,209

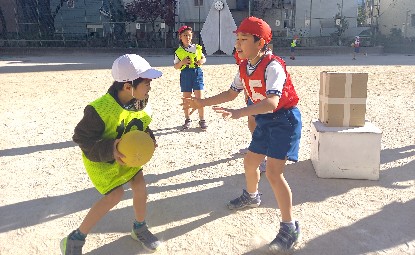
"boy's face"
132,79,152,100
235,32,262,60
179,30,193,46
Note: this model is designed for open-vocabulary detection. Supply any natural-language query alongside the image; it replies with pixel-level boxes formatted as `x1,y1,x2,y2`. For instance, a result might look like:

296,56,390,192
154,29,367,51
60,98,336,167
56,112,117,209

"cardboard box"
319,72,368,127
310,120,381,180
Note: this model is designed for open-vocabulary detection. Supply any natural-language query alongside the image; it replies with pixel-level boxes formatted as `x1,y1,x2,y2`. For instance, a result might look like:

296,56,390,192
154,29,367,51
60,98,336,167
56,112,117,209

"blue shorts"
180,67,204,92
354,47,360,53
249,107,302,161
290,47,295,53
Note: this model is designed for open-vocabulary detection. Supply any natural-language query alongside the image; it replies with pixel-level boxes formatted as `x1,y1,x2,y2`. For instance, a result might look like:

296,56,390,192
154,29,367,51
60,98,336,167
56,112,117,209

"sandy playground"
0,52,414,255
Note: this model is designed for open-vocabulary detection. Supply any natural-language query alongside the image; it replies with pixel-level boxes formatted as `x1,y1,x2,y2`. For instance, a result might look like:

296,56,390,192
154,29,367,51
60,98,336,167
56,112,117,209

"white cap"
111,54,162,82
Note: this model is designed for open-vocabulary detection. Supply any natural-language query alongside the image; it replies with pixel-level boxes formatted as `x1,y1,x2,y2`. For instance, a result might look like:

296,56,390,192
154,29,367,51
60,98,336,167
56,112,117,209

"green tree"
357,5,366,27
333,3,349,46
125,0,177,47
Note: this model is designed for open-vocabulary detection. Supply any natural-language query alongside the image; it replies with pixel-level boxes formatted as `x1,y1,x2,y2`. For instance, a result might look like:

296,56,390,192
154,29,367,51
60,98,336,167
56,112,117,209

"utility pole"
248,0,251,17
198,0,201,44
405,10,410,38
310,0,312,31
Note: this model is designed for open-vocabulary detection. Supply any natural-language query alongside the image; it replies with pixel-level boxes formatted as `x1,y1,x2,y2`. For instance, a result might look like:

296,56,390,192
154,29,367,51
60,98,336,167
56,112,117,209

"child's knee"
105,187,124,205
131,174,146,191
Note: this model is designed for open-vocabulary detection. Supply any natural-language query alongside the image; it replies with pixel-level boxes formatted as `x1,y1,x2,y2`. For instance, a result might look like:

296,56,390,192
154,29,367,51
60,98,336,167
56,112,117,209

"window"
194,0,203,6
411,14,415,27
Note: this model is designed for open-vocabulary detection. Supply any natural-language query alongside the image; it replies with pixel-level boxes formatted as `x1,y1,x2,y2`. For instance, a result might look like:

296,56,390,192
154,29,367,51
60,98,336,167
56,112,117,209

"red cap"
178,25,191,34
234,17,272,44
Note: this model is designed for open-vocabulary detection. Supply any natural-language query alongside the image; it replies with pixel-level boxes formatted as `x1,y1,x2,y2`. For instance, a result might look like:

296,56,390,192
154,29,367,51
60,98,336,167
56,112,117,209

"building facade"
377,0,415,38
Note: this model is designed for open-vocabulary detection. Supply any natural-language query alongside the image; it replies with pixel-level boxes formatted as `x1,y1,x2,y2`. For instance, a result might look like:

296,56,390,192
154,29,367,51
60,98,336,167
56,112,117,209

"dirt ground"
0,53,414,255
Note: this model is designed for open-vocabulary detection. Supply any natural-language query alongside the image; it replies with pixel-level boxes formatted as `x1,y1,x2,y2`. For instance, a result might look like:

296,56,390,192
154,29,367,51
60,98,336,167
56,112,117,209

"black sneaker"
199,120,208,131
60,233,85,255
227,189,261,210
269,221,301,253
131,224,161,252
182,118,191,130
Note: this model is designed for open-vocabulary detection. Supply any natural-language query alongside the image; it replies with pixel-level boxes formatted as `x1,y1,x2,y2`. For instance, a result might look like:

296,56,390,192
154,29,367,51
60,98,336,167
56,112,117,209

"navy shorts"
290,47,295,53
354,47,360,53
180,67,204,92
249,107,302,162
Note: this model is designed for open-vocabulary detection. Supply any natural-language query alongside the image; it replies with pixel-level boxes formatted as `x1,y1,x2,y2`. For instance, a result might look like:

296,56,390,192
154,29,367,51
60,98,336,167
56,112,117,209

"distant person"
290,36,298,60
174,26,208,130
352,36,361,60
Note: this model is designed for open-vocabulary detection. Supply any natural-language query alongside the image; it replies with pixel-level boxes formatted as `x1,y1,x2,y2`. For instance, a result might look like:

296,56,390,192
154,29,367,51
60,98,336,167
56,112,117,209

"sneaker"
227,189,261,210
269,221,301,253
99,7,110,17
60,236,85,255
259,159,266,173
131,224,161,252
199,120,208,131
182,118,191,130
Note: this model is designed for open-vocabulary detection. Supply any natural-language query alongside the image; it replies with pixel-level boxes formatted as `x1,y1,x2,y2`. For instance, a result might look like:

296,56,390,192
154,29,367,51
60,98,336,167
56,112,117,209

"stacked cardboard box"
319,71,368,127
311,72,382,180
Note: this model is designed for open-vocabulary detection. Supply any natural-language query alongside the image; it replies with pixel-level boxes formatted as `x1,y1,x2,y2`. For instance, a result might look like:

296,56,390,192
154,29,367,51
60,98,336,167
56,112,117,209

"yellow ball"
117,130,155,167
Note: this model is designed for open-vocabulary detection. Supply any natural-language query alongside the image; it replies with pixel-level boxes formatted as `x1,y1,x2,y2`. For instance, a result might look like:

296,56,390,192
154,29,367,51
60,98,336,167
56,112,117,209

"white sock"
248,191,258,198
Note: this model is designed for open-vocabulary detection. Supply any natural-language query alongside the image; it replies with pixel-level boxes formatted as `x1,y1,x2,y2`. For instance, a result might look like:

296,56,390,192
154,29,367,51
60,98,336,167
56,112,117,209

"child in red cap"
174,25,208,130
183,17,302,253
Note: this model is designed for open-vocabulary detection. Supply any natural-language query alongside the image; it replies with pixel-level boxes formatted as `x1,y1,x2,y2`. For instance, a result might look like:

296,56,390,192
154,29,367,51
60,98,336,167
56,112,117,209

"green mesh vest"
175,44,203,70
82,93,152,194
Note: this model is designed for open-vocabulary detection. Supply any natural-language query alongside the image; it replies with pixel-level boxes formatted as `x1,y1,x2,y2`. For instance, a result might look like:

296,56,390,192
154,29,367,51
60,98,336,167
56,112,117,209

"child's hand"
182,97,202,115
113,139,126,165
196,59,203,66
145,128,158,148
182,57,191,65
212,106,241,120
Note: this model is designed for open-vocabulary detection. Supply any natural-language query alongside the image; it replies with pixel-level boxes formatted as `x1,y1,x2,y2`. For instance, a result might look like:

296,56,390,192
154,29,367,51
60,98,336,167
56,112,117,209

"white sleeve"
230,70,244,92
174,54,180,64
199,53,206,64
265,60,286,97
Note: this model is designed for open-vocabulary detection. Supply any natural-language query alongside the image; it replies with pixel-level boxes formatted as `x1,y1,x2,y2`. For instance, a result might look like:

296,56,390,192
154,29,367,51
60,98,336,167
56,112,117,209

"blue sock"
69,229,87,241
133,220,146,229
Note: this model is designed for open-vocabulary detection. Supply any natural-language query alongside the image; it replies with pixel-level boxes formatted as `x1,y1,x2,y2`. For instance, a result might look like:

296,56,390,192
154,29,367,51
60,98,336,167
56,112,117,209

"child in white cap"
60,54,162,255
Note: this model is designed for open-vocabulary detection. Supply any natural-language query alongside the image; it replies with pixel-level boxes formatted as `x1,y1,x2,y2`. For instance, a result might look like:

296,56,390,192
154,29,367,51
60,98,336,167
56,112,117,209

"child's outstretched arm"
182,88,239,112
213,94,280,119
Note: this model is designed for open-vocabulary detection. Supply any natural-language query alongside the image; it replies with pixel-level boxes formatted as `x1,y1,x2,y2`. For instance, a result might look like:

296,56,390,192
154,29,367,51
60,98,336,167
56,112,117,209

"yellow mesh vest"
82,93,152,194
175,44,203,70
291,40,297,47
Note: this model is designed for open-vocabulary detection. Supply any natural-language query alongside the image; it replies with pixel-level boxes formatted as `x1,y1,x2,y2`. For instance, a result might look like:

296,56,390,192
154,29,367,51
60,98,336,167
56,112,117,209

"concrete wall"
296,0,364,37
378,0,415,37
0,0,18,33
178,0,367,38
177,0,212,25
